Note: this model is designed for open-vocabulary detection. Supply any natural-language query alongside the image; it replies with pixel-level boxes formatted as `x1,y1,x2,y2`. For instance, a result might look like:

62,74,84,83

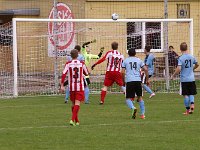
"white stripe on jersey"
106,50,124,72
62,60,88,91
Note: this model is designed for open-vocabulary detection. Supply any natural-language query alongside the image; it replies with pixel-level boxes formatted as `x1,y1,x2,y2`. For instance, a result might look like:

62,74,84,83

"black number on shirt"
73,67,79,79
129,62,137,70
185,59,191,68
114,57,120,68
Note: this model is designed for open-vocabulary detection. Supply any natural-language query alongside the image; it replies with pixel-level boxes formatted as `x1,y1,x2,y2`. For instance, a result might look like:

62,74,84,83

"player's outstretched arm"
98,47,104,58
82,39,96,48
91,51,108,70
88,47,104,61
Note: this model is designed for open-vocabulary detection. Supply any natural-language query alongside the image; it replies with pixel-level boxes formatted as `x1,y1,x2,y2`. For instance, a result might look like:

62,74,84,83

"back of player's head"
145,45,152,52
111,42,118,50
180,42,187,51
169,45,174,49
128,48,136,56
74,45,81,52
70,49,78,59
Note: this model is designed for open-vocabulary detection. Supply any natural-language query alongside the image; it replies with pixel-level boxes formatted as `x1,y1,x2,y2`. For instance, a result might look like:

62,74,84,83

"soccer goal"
0,18,193,98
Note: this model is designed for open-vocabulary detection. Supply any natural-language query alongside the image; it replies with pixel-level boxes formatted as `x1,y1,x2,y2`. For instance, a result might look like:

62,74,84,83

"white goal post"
11,18,193,97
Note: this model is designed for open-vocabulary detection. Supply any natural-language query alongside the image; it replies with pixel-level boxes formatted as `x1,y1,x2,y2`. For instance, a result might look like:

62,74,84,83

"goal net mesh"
0,20,191,97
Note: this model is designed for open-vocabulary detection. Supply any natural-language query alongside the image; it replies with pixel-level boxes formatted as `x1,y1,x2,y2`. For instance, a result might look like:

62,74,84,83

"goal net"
0,18,193,98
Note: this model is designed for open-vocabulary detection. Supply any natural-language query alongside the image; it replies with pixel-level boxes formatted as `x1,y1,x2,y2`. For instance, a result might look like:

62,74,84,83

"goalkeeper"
81,39,104,104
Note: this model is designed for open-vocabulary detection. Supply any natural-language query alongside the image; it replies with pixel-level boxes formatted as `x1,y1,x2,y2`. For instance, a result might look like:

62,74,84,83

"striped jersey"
95,50,124,72
61,60,88,91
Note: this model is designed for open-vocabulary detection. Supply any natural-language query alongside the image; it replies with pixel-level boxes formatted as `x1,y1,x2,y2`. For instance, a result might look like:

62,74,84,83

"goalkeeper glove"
100,47,104,52
98,47,104,58
91,64,96,70
91,39,96,43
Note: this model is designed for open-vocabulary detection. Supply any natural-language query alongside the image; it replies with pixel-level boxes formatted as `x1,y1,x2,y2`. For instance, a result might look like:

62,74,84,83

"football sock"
184,96,190,109
126,99,134,109
84,86,90,103
75,106,80,123
101,90,107,103
143,84,153,94
189,95,194,104
65,87,70,101
72,105,80,122
71,106,74,113
121,86,126,92
139,100,145,115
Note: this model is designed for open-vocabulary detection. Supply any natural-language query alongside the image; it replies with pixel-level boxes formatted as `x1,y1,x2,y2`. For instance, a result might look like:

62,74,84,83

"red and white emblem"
48,3,75,57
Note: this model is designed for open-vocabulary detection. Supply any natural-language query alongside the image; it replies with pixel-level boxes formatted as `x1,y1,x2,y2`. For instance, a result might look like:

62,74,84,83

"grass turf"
0,93,200,150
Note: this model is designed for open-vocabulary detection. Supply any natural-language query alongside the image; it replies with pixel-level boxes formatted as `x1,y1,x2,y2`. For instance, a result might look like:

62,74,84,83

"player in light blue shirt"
172,42,199,115
143,45,155,98
121,48,149,119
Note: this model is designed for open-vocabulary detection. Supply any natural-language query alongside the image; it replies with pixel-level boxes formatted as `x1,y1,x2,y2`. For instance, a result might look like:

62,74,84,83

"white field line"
0,119,199,131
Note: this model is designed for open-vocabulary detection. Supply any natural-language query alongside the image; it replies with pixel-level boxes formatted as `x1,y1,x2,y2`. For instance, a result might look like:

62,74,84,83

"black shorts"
84,77,91,86
63,80,68,86
126,81,142,98
141,73,152,84
181,81,197,95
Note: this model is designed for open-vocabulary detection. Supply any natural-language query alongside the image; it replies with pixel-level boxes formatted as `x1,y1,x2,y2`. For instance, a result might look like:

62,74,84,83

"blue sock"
189,95,194,104
139,100,145,115
65,87,70,101
84,86,90,103
121,86,126,92
143,84,153,94
184,96,190,108
126,99,134,109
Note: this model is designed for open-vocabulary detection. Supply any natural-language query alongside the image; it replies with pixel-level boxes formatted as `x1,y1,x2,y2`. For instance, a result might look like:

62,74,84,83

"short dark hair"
70,49,78,59
128,48,136,56
145,45,151,52
111,42,118,50
74,45,81,52
180,42,187,51
169,45,174,49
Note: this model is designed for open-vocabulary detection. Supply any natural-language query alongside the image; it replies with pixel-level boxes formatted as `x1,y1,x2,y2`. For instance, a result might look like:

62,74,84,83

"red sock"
71,106,74,113
75,107,80,123
71,105,80,122
101,90,107,103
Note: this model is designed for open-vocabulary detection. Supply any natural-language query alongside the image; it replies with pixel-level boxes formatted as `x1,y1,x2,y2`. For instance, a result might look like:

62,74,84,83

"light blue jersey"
178,54,197,82
122,57,145,82
67,54,85,62
144,53,155,75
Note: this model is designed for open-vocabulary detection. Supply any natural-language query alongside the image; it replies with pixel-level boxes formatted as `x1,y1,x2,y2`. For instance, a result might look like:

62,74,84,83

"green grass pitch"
0,93,200,150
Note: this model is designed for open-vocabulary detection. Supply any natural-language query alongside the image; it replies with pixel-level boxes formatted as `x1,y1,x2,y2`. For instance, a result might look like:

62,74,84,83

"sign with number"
48,3,75,57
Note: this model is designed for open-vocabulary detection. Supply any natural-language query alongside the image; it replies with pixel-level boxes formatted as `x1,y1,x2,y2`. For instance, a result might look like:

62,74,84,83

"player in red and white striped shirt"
60,49,89,126
91,42,125,104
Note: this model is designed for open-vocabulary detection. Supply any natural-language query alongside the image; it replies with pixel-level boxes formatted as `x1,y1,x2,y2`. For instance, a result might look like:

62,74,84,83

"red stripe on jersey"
69,67,73,91
109,55,114,71
117,58,121,71
80,67,83,91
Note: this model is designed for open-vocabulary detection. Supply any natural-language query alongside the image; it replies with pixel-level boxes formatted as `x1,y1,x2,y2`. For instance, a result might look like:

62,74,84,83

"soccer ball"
112,13,119,20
